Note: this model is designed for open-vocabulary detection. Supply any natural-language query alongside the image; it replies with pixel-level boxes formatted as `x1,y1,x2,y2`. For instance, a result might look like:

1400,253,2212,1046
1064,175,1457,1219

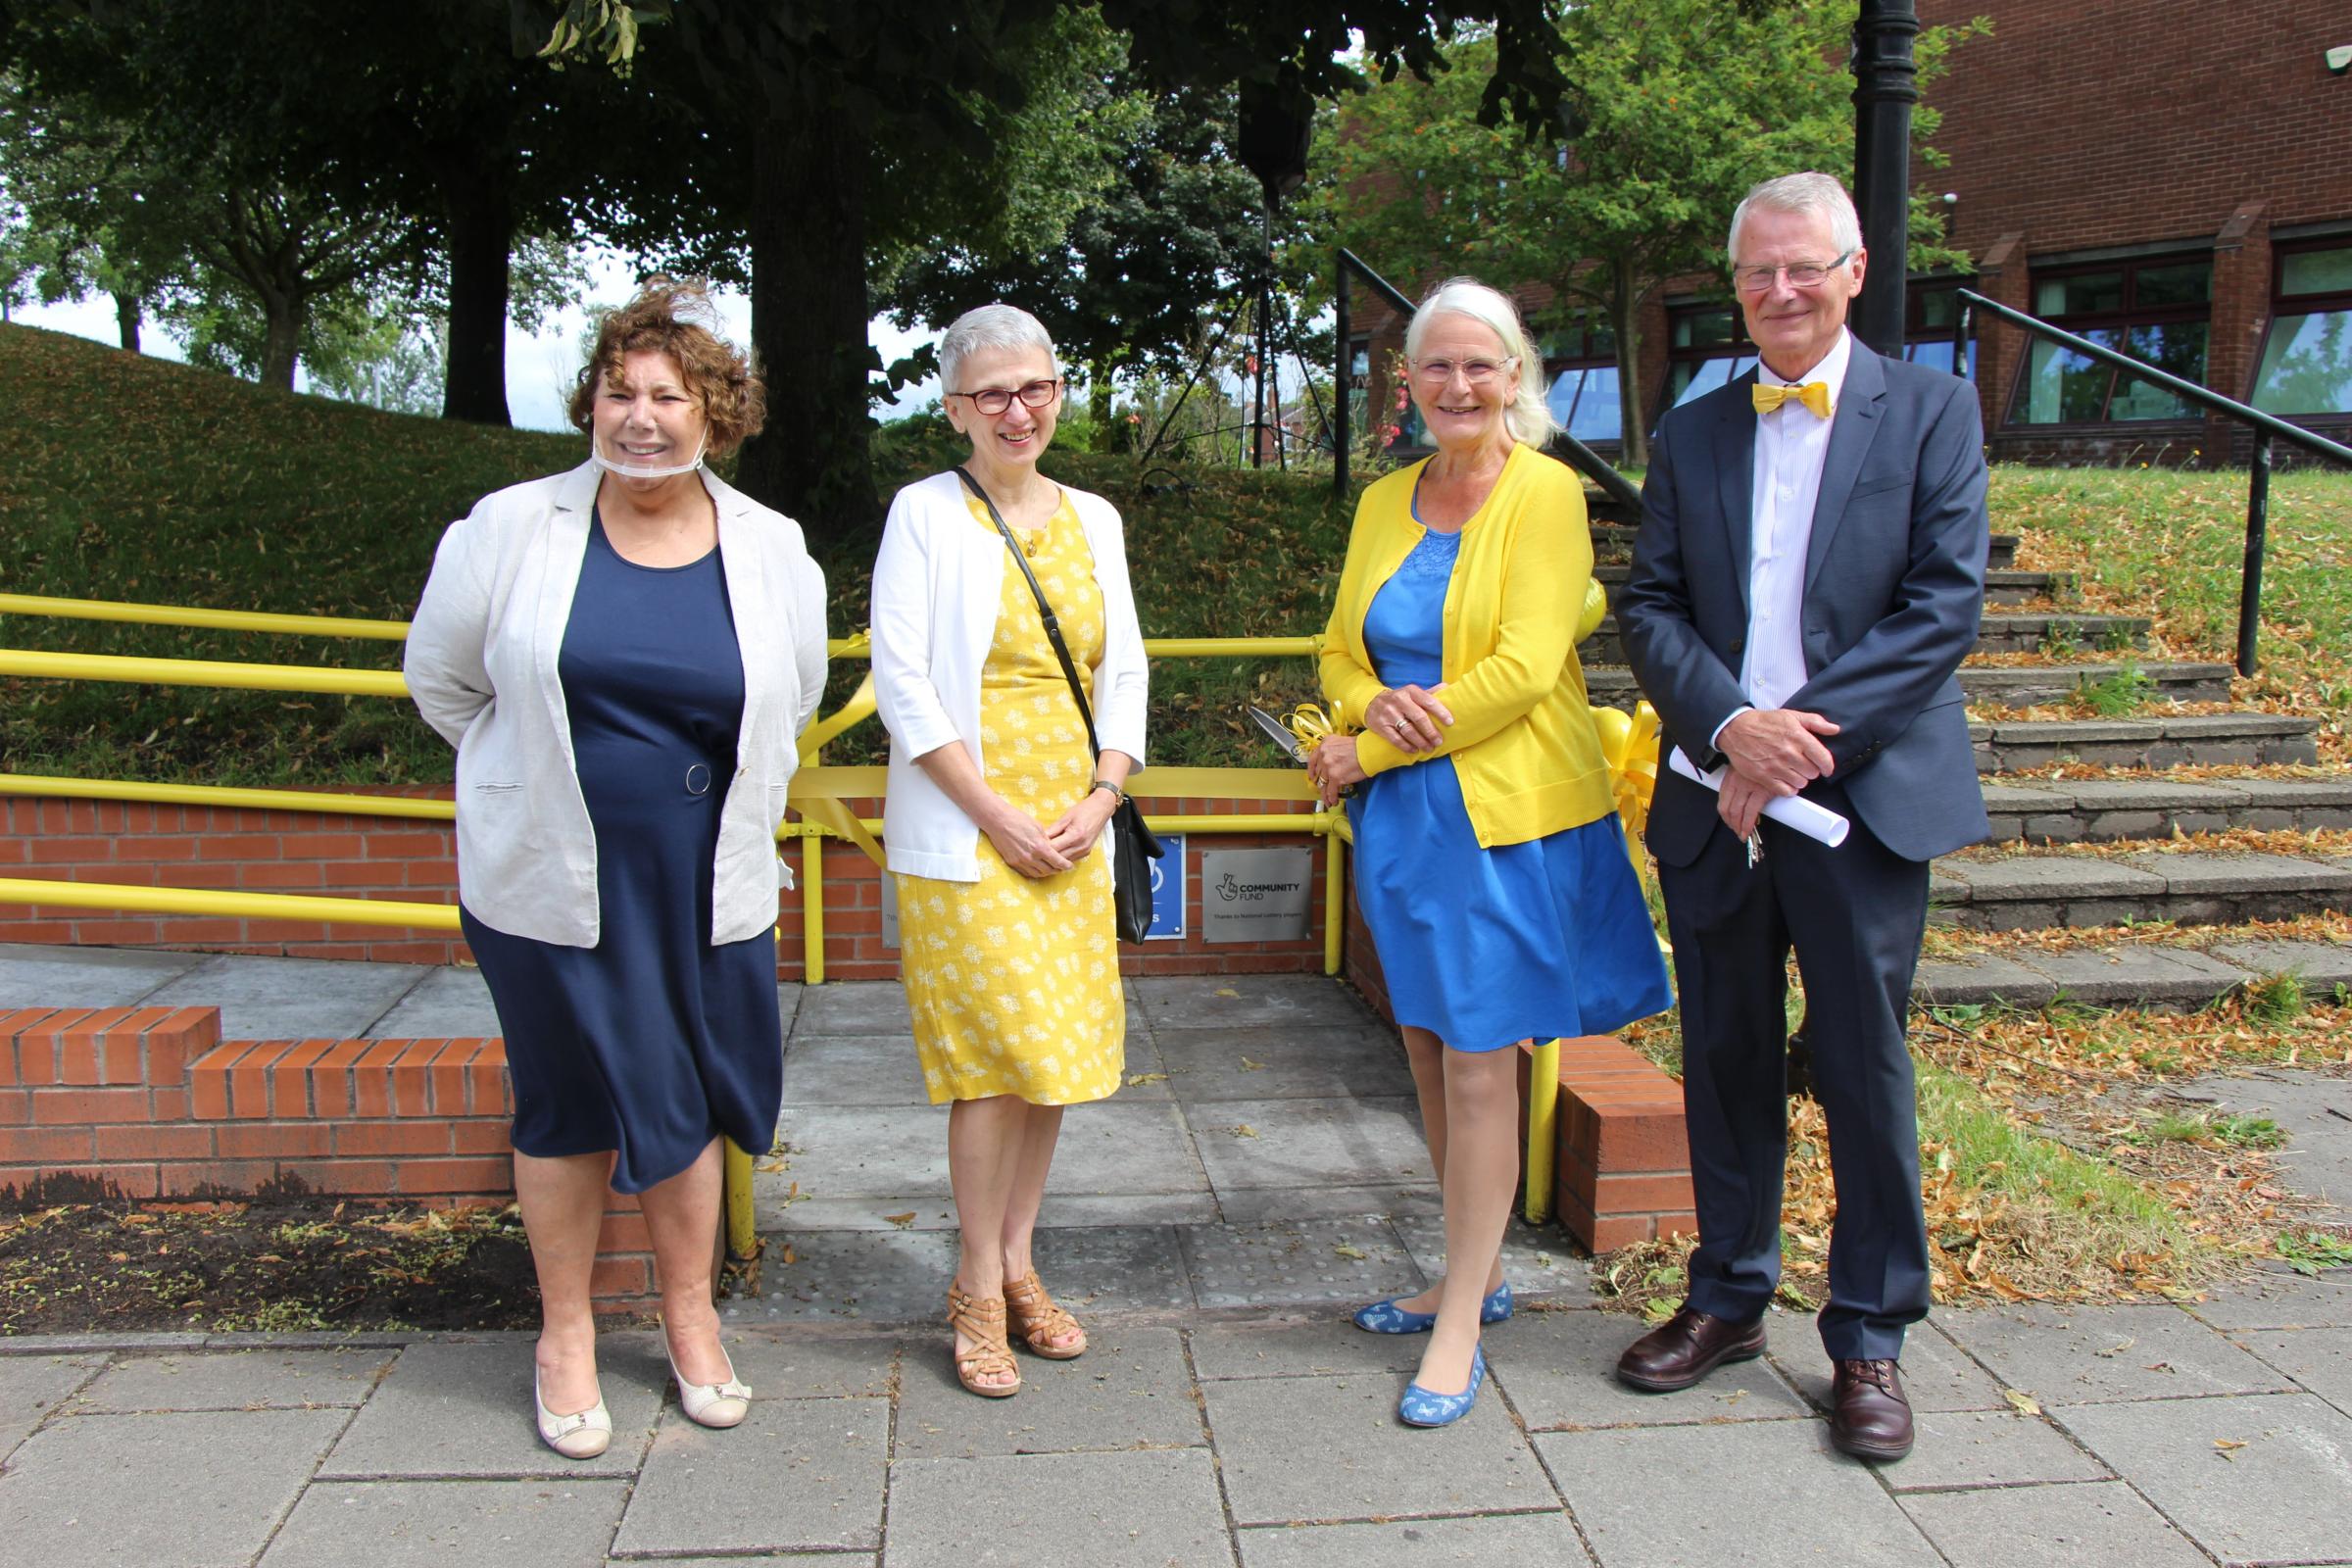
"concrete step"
1589,524,2018,569
1973,712,2321,771
1589,564,2074,607
1578,612,2146,666
1913,933,2352,1010
1984,772,2352,843
1586,660,2235,712
1929,845,2352,933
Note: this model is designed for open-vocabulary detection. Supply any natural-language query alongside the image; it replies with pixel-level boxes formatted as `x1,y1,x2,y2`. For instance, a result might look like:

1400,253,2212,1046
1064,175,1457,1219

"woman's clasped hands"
978,787,1117,878
1308,684,1452,806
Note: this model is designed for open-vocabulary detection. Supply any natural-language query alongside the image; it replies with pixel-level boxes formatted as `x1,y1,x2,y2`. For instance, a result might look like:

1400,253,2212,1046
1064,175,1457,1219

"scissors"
1249,704,1352,799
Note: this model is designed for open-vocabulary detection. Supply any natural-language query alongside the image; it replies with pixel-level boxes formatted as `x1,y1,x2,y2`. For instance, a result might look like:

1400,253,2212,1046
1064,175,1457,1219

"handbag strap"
953,466,1103,760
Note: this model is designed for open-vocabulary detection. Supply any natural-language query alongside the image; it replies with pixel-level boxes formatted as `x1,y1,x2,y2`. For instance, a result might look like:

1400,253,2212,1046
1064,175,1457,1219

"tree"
1327,0,1981,466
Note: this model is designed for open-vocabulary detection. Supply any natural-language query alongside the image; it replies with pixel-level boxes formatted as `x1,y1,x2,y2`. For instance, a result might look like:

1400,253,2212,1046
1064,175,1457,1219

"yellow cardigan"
1319,442,1615,849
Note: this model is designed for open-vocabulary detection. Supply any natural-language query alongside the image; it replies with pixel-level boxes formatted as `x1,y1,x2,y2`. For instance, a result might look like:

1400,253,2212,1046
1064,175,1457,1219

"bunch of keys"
1743,830,1765,869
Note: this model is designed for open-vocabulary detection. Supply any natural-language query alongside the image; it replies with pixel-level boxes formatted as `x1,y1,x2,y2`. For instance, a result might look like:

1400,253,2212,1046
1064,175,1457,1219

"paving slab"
2198,1071,2352,1214
0,1353,100,1458
1935,856,2166,903
714,1330,900,1400
1191,1316,1429,1380
767,1189,1218,1232
1187,1095,1431,1195
778,1032,934,1105
2187,1262,2352,1331
258,1478,630,1568
2127,848,2352,896
894,1326,1202,1458
1236,1512,1590,1567
792,982,912,1036
1489,1307,1808,1429
360,963,499,1039
1936,1302,2291,1405
772,1102,1207,1201
1389,1213,1594,1301
140,953,431,1040
1025,1223,1197,1312
1911,953,2060,1008
1152,1025,1414,1101
322,1337,664,1478
1773,1318,2010,1414
2238,1326,2352,1415
2022,945,2255,1006
0,942,204,1007
615,1558,866,1567
1202,1371,1545,1524
1897,1481,2211,1568
735,1229,960,1323
1136,974,1375,1032
613,1396,888,1556
71,1347,391,1412
1878,1409,2112,1491
2056,1392,2352,1565
2208,937,2352,992
1534,1419,1944,1568
1212,1183,1441,1226
0,1407,346,1568
1180,1218,1425,1309
882,1448,1236,1568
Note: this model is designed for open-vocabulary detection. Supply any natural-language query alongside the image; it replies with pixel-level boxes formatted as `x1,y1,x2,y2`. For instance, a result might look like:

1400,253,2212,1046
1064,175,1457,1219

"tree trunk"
261,292,303,390
738,99,879,538
114,292,141,354
1611,257,1647,469
441,160,514,425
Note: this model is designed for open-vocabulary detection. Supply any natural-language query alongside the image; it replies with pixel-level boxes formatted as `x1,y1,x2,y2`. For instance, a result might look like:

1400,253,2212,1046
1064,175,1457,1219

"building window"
1542,318,1622,443
1663,304,1756,410
2250,243,2352,416
2008,256,2211,425
1902,279,1980,376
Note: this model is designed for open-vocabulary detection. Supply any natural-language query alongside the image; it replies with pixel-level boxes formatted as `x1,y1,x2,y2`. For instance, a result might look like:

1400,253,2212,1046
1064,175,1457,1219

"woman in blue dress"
1310,277,1673,1427
406,281,828,1459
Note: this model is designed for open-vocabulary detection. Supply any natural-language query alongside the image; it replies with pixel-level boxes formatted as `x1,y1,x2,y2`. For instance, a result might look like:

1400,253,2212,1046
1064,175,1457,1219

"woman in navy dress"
1311,278,1672,1427
407,281,828,1458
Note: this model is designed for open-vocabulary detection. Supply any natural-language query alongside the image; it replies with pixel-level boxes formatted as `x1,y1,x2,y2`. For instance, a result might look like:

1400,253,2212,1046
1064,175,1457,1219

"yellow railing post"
1322,811,1346,978
722,1137,758,1264
1523,1037,1561,1224
802,831,825,986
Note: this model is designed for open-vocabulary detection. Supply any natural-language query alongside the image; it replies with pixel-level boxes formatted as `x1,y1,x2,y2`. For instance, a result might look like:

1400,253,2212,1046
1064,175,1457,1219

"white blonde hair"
1729,172,1864,262
1403,277,1556,449
939,303,1058,395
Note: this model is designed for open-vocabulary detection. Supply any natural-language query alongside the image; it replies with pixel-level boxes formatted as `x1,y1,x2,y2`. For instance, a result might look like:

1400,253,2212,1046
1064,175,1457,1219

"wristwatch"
1089,779,1125,804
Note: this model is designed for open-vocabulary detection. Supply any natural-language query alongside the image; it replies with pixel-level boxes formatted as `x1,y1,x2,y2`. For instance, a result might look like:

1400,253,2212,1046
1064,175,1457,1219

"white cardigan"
869,470,1148,881
404,461,829,947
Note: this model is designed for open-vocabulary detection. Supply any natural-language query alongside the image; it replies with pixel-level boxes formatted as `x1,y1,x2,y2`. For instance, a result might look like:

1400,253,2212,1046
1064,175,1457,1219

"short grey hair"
1403,276,1557,450
1728,172,1864,262
939,303,1057,395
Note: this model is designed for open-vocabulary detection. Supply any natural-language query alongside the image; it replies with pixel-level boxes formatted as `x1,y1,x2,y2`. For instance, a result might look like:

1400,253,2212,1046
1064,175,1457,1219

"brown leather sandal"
946,1284,1021,1397
1004,1268,1088,1359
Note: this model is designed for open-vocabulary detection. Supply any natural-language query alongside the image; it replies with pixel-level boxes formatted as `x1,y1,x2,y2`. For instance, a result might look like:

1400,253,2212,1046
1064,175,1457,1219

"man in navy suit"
1613,172,1989,1463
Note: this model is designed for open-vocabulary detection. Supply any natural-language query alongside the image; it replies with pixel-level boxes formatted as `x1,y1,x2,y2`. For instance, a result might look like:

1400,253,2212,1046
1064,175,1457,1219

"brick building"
1348,0,2352,466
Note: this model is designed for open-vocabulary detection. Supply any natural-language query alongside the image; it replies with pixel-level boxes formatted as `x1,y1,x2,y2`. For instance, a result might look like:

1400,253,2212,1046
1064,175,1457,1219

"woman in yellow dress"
869,304,1149,1397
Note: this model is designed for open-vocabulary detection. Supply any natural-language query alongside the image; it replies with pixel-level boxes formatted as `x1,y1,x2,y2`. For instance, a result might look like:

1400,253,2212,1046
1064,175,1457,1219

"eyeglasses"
1731,252,1856,293
1410,357,1516,386
947,378,1061,416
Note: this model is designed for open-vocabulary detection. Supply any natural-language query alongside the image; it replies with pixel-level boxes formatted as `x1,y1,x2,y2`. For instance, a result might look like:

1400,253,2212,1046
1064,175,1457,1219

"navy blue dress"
1351,527,1673,1053
461,514,783,1194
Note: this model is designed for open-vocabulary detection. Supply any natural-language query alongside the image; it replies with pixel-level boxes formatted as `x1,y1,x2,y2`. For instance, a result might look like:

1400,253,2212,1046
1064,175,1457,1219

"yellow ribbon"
1591,699,1661,860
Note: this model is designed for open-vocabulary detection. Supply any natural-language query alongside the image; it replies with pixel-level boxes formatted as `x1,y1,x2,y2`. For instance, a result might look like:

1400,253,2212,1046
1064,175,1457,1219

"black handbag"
953,466,1165,943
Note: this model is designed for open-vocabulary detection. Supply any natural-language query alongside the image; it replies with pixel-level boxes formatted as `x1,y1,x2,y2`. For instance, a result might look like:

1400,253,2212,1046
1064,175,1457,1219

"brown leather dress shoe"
1830,1358,1914,1461
1615,1303,1767,1392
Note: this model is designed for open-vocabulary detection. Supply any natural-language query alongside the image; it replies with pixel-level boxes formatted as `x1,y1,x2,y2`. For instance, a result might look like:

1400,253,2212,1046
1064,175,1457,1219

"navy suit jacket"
1617,343,1991,868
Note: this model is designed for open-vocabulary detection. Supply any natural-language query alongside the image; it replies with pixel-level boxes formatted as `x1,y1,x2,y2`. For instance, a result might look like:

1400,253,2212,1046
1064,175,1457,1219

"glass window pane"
2281,248,2352,299
2011,329,2120,423
1349,341,1371,378
2107,320,2206,419
2037,270,2122,318
1569,366,1622,441
1676,310,1735,349
1590,325,1618,359
1907,339,1954,373
1917,289,1955,329
2133,262,2211,309
1546,368,1584,427
1673,356,1736,407
2251,310,2352,415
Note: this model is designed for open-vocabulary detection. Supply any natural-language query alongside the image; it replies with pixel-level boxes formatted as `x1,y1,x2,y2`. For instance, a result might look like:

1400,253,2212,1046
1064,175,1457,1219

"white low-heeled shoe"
534,1367,612,1459
666,1340,752,1429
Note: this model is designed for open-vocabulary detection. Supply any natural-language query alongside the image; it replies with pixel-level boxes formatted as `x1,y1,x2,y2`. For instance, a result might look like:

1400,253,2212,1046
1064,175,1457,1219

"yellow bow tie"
1752,380,1832,418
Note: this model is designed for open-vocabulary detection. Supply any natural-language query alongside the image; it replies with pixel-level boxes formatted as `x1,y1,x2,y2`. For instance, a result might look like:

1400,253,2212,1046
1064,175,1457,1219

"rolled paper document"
1666,747,1851,848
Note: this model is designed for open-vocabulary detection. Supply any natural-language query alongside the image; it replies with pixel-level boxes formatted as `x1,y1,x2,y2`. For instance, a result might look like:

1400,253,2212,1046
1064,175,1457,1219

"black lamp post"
1851,0,1918,357
1237,90,1312,469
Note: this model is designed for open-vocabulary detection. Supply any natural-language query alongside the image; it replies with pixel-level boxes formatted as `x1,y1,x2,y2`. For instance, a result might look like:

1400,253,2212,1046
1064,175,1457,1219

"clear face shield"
589,428,709,480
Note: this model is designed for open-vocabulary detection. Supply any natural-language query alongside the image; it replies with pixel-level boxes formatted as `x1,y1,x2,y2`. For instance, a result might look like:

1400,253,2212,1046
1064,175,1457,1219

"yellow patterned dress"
897,495,1125,1105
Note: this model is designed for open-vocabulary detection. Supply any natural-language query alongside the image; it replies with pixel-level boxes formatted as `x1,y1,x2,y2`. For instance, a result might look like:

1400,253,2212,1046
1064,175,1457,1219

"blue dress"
1351,527,1673,1053
461,514,783,1194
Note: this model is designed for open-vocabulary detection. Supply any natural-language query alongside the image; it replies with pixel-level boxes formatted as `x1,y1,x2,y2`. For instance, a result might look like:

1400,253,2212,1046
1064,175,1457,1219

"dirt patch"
0,1194,538,1335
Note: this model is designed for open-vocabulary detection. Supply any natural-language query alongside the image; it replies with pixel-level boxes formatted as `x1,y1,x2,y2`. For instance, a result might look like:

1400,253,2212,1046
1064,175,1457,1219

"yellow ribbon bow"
1282,701,1355,760
1751,380,1832,419
1590,700,1662,867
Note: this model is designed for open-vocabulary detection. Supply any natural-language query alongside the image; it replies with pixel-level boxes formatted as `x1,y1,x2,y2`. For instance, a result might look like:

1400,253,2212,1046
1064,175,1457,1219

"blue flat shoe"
1352,1282,1513,1335
1398,1346,1487,1428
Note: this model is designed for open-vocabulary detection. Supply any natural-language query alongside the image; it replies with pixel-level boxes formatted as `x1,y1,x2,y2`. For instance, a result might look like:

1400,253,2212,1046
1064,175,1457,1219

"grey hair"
939,303,1057,395
1403,276,1557,449
1728,172,1864,262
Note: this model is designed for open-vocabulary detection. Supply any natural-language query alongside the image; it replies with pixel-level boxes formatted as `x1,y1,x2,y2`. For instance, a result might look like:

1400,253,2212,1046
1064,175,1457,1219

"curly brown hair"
567,277,766,456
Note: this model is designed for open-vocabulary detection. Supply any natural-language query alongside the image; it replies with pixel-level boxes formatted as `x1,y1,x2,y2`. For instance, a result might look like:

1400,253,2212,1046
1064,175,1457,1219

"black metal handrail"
1333,248,1643,514
1952,287,2352,676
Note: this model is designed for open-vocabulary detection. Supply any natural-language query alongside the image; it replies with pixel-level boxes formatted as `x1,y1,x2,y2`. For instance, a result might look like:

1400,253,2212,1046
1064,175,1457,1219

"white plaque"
1200,848,1314,944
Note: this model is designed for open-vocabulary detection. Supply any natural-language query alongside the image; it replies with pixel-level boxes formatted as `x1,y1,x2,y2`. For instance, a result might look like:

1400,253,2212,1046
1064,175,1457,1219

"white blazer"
404,461,829,947
869,470,1148,882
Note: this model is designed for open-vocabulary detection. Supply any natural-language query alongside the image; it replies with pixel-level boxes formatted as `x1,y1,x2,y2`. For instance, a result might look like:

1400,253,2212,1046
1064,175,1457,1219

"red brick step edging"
1523,1036,1697,1253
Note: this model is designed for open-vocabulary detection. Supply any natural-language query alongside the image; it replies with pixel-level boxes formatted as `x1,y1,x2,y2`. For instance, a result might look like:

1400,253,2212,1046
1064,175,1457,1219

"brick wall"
0,1004,659,1311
